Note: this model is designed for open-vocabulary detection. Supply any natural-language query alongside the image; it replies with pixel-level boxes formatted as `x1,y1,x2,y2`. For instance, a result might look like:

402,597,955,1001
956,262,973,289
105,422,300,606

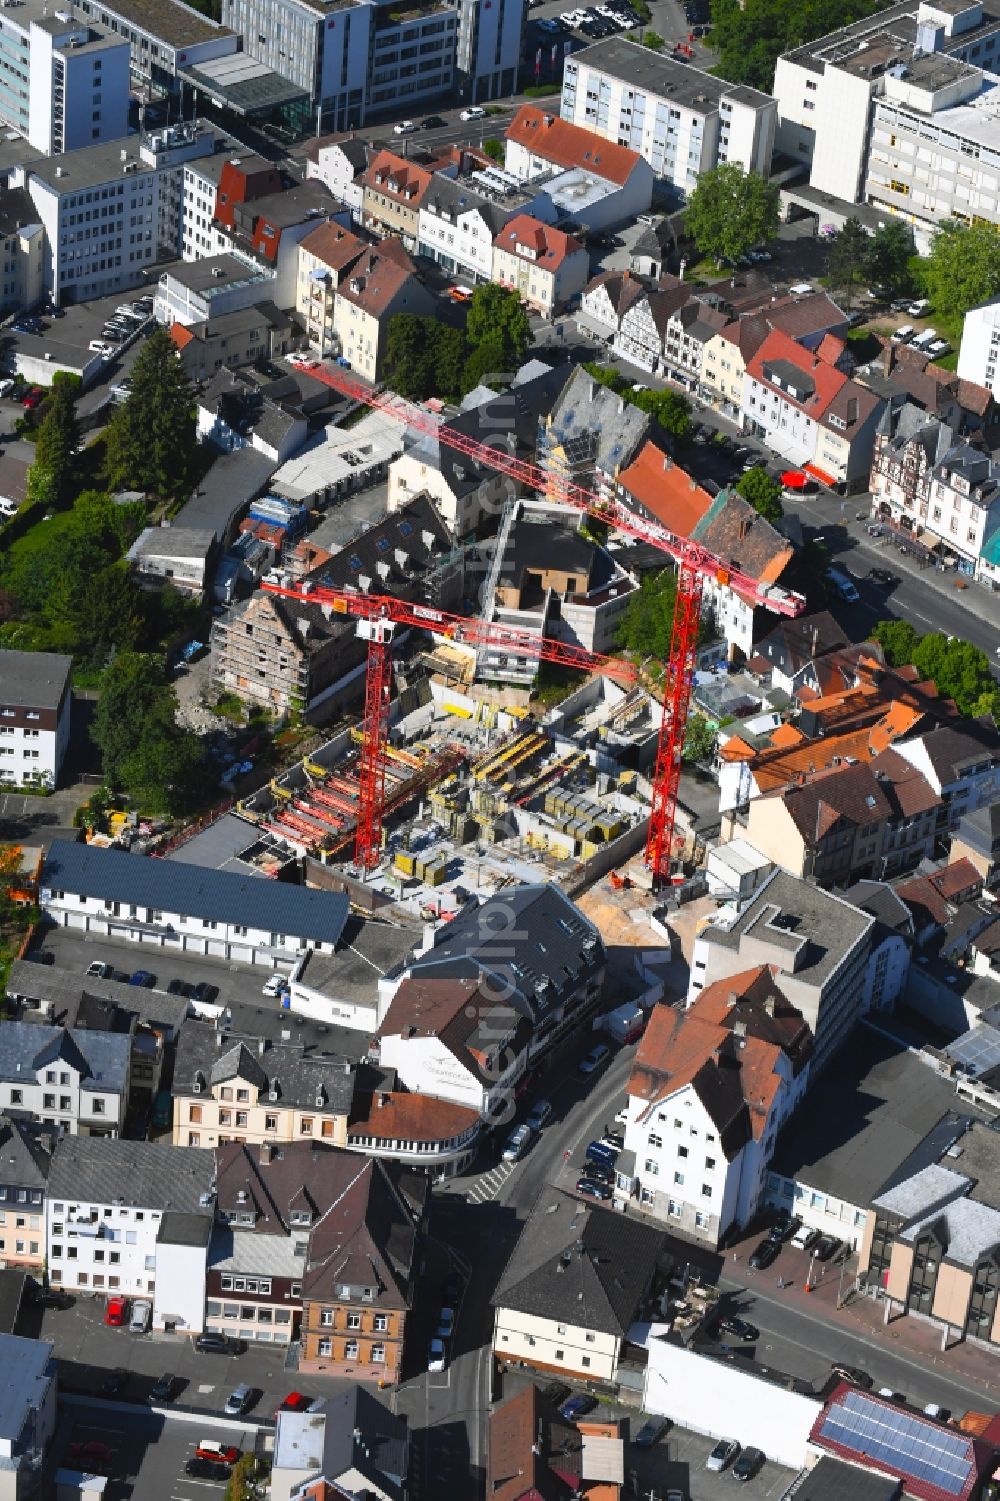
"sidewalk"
722,1227,1000,1403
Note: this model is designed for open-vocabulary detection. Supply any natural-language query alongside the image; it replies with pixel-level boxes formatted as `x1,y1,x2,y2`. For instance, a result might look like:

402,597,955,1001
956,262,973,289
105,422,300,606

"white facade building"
959,294,1000,402
560,37,776,191
0,1023,129,1139
0,1,130,155
40,838,350,967
45,1136,212,1331
0,651,71,791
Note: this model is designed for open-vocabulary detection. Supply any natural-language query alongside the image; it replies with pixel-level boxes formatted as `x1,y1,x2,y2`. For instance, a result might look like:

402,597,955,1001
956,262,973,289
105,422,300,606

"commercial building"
0,190,44,318
45,1135,214,1330
0,1023,129,1139
0,651,71,791
0,0,129,155
959,293,1000,406
39,838,350,965
75,0,240,97
155,252,278,328
504,104,654,226
560,38,776,192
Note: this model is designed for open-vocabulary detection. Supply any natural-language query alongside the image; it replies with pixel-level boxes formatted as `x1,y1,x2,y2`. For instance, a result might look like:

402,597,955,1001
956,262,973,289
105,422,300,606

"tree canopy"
709,0,895,92
826,217,870,308
871,621,999,718
617,569,679,658
683,713,717,765
30,373,80,507
104,325,197,500
385,285,532,401
922,221,1000,323
91,652,212,815
684,164,779,268
865,220,913,296
735,466,783,524
466,283,531,370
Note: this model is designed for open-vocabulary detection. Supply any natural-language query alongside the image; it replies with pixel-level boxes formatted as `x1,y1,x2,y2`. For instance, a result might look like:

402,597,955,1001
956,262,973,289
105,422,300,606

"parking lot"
0,290,154,416
55,1398,260,1500
627,1417,796,1500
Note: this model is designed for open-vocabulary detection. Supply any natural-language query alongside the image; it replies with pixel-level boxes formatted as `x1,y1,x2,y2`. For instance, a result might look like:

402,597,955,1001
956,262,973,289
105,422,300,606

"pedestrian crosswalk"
464,1163,513,1205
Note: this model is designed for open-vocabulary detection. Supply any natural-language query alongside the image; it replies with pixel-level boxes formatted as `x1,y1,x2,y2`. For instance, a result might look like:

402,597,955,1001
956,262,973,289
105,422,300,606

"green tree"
582,362,626,393
912,633,996,716
461,337,509,394
922,220,1000,323
30,373,80,507
640,29,665,46
384,313,436,399
466,283,531,367
633,387,692,440
709,0,891,93
104,325,197,500
91,652,210,814
864,220,913,297
482,138,505,163
617,569,679,657
871,618,919,668
826,217,870,309
433,325,468,397
684,163,779,268
683,713,717,764
736,465,783,524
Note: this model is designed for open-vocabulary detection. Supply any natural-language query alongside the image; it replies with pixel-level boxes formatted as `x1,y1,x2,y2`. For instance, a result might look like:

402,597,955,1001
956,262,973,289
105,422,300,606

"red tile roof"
347,1090,479,1145
616,442,714,539
505,104,642,185
300,220,367,271
494,213,584,270
747,327,848,420
360,150,433,208
169,323,195,350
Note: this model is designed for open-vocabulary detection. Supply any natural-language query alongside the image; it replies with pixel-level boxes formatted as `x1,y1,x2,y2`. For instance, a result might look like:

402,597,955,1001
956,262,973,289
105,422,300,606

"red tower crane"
261,580,637,872
279,360,807,879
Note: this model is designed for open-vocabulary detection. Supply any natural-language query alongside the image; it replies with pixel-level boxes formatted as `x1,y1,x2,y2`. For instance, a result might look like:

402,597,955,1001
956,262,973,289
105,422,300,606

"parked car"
907,298,931,317
86,960,114,979
867,567,899,587
576,1177,612,1200
104,1296,129,1327
503,1123,534,1162
705,1437,740,1472
715,1315,759,1342
791,1225,820,1251
560,1393,598,1421
195,1440,239,1464
460,105,486,120
195,1331,238,1354
600,1128,624,1151
421,115,447,128
428,1338,447,1372
748,1238,779,1271
542,1381,571,1407
633,1416,669,1448
814,1235,841,1262
262,973,287,997
190,981,219,1004
578,1044,610,1077
101,1367,127,1396
223,1384,253,1417
580,1158,614,1184
923,1404,951,1422
149,1372,176,1402
278,1391,324,1413
167,978,192,996
187,1458,231,1481
525,1099,552,1131
393,119,418,135
831,1361,873,1390
733,1446,765,1481
585,1140,618,1168
30,1286,72,1309
448,285,473,303
21,387,43,408
129,1300,151,1334
129,970,156,988
768,1211,800,1243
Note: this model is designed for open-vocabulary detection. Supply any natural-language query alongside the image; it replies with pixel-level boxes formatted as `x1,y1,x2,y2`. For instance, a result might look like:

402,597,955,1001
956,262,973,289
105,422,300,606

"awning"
804,462,837,486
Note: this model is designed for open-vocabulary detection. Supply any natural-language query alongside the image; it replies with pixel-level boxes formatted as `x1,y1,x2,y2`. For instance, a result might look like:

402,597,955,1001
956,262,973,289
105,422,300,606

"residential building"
417,174,513,285
742,328,884,489
196,368,309,465
772,0,1000,201
305,137,371,220
892,720,1000,828
477,505,637,682
127,526,218,599
840,879,914,1013
0,1023,129,1139
621,969,813,1245
491,215,589,316
539,365,651,503
870,401,1000,578
700,291,849,420
958,293,1000,405
503,104,654,226
295,220,368,353
743,750,941,887
0,651,71,791
749,609,850,695
209,494,457,716
169,303,294,382
492,1189,664,1383
631,289,727,388
0,0,129,155
575,267,650,345
0,1118,54,1276
560,38,777,190
951,802,1000,888
330,244,434,381
360,151,436,249
45,1136,214,1329
344,1090,481,1177
376,974,533,1121
299,1152,428,1383
0,1334,56,1500
172,1022,358,1151
690,868,875,1069
39,838,350,965
272,1386,408,1501
212,176,343,310
396,885,606,1066
488,1386,585,1501
0,190,44,319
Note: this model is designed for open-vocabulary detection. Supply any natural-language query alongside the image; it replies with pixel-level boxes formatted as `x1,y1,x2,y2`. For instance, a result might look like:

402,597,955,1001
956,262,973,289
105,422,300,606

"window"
554,1349,564,1361
678,1145,688,1158
673,1171,685,1185
347,1311,361,1329
372,1344,385,1363
907,1230,942,1314
702,1184,712,1198
345,1340,359,1358
706,1157,716,1170
300,1118,313,1135
667,1199,683,1218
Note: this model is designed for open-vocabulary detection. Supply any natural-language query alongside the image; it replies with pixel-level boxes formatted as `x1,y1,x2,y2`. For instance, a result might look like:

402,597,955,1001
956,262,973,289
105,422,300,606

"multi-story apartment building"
0,1023,129,1139
491,215,589,316
299,1153,428,1383
45,1136,214,1331
331,244,435,380
621,971,813,1245
418,174,517,285
773,0,1000,202
0,651,71,791
360,152,435,250
0,0,129,155
0,190,44,317
892,720,1000,829
171,1021,358,1151
0,1116,55,1276
959,293,1000,405
560,38,776,191
870,401,1000,577
690,868,875,1070
39,838,350,966
296,220,368,351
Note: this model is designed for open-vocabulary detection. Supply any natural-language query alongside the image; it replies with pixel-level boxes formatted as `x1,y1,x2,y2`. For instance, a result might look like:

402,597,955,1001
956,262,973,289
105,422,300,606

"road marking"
465,1163,513,1204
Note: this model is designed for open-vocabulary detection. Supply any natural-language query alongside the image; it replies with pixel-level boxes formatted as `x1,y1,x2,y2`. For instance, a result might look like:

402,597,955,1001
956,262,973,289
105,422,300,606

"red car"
21,387,43,409
195,1441,239,1465
68,1439,113,1469
278,1391,310,1413
104,1296,128,1327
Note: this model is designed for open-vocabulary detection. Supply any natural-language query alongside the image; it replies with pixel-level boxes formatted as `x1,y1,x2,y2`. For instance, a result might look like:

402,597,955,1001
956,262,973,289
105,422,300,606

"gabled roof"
690,487,793,590
0,1115,54,1191
0,1021,129,1096
616,443,714,539
582,269,651,322
505,105,642,185
302,1154,425,1310
489,1384,583,1501
544,365,651,478
336,245,421,318
320,1385,409,1500
174,1020,361,1116
379,974,534,1085
347,1090,480,1145
299,220,367,272
47,1136,215,1213
747,327,849,420
492,1189,664,1335
494,213,584,269
360,150,433,208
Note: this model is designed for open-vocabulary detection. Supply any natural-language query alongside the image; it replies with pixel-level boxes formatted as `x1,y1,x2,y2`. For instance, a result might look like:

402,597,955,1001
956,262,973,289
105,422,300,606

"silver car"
705,1438,740,1472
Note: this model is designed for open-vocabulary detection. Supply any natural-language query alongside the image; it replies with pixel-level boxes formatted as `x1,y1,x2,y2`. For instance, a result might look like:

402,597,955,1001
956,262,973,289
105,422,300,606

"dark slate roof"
174,1021,359,1115
302,1154,424,1311
47,1136,215,1213
905,720,1000,784
493,1188,664,1336
433,365,571,500
174,446,278,541
0,1270,27,1335
501,516,615,595
841,879,914,935
7,960,189,1039
791,1456,899,1501
320,1385,409,1499
158,1211,213,1247
42,840,349,947
0,650,71,711
0,1022,129,1096
0,1116,55,1192
955,802,1000,860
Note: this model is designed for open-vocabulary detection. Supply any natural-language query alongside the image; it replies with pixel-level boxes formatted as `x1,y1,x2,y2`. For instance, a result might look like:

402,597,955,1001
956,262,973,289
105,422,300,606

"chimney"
846,395,859,424
261,1141,274,1164
882,341,895,377
733,1018,747,1038
662,453,673,471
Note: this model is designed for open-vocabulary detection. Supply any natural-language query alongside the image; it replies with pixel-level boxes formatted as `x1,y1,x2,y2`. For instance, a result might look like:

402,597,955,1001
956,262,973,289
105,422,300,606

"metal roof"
42,840,349,947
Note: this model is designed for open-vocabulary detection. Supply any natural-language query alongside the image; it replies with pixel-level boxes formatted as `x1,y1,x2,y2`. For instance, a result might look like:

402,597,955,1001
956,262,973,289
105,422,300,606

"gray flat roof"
0,650,71,711
174,446,277,540
163,254,270,294
770,1023,983,1209
165,812,296,879
702,868,874,987
130,526,215,560
296,918,417,1008
790,1456,898,1501
29,135,153,195
570,36,773,107
42,839,350,947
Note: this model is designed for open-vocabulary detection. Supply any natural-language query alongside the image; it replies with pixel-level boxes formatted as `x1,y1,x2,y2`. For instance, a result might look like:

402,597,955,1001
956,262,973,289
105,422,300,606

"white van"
911,328,937,351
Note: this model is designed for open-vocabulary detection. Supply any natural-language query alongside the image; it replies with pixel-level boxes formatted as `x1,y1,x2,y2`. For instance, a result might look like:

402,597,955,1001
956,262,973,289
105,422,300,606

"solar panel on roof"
817,1390,974,1497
